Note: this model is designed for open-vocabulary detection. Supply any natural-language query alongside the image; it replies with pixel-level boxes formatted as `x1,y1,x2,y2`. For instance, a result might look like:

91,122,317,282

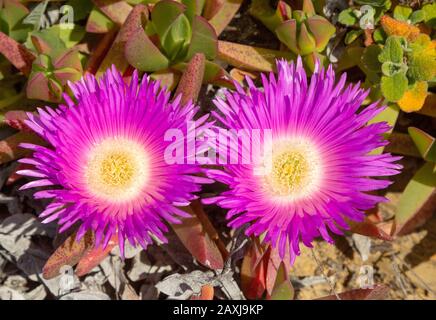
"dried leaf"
217,40,294,72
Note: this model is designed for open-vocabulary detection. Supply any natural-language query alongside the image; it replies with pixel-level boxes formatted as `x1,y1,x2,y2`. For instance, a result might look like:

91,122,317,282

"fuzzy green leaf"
409,10,425,25
380,72,408,102
378,36,403,63
393,5,412,22
422,3,436,28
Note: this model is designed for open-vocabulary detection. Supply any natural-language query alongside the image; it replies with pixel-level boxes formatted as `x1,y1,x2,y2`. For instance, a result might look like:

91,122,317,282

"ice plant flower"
205,58,402,263
18,66,212,255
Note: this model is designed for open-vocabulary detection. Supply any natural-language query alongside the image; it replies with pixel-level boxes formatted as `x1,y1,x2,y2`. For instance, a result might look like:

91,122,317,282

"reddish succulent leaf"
240,238,267,299
0,132,45,165
4,110,31,132
317,285,390,300
209,0,243,36
26,72,62,102
0,31,35,75
203,0,224,20
268,262,294,300
217,40,294,72
172,200,226,269
97,4,148,77
265,245,292,295
348,218,394,241
53,49,83,71
306,16,336,51
175,53,205,106
92,0,132,26
43,230,95,279
190,284,215,300
75,235,118,277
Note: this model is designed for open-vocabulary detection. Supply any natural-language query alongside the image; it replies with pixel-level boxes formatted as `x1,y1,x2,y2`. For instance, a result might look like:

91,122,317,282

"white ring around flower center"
84,137,149,202
262,137,322,201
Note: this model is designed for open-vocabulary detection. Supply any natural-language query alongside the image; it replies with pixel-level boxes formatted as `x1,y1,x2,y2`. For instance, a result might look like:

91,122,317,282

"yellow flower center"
85,138,149,202
263,138,322,200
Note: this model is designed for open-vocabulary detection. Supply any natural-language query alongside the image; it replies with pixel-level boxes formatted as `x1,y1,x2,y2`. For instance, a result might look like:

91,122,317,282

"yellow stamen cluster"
264,138,322,201
85,138,149,202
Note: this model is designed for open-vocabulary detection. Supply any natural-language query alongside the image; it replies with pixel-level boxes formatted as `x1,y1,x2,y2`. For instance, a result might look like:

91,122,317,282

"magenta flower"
205,58,401,263
18,66,211,255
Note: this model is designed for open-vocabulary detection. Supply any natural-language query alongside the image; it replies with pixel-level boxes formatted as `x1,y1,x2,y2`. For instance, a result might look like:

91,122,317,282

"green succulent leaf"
0,0,31,41
186,16,217,61
393,5,412,22
151,0,185,45
249,0,286,32
269,263,294,300
378,36,403,64
182,0,206,22
86,7,115,33
306,16,336,52
338,8,358,26
395,162,436,236
408,127,436,162
297,23,317,55
162,13,192,61
125,27,170,72
275,20,299,54
380,72,408,102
